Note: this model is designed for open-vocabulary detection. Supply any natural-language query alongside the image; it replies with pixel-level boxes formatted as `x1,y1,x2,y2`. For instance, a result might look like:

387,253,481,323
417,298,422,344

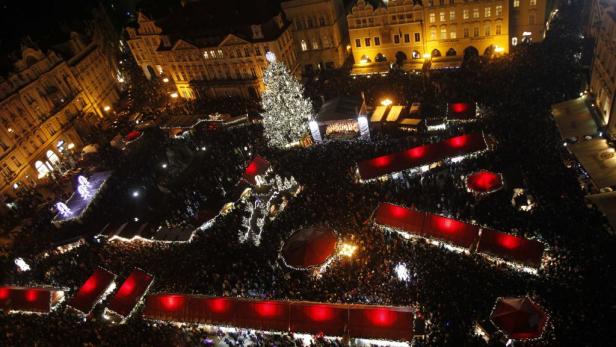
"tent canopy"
490,297,547,340
0,286,64,314
551,97,598,139
447,102,476,120
107,269,153,318
281,225,337,269
569,139,616,189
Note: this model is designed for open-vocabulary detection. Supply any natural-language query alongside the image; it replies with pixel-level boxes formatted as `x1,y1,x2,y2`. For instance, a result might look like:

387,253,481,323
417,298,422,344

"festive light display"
261,53,312,148
394,263,410,282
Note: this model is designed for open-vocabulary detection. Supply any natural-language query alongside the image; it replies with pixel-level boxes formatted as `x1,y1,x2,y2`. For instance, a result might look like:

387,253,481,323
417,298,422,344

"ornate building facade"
590,7,616,134
509,0,556,46
281,0,350,74
126,1,297,99
348,0,510,72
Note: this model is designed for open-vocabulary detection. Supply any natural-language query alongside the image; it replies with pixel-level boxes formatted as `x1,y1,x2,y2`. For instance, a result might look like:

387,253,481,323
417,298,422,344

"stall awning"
569,139,616,189
551,97,598,139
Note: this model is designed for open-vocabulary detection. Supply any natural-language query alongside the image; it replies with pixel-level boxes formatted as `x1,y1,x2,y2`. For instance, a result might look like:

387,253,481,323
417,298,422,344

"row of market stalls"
551,96,616,234
310,95,478,142
373,203,546,271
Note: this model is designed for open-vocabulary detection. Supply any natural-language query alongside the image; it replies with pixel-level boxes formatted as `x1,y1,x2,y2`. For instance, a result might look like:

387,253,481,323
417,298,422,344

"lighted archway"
431,49,442,57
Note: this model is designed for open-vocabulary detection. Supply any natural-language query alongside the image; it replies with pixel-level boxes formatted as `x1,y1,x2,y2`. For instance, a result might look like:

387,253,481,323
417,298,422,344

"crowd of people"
1,1,614,346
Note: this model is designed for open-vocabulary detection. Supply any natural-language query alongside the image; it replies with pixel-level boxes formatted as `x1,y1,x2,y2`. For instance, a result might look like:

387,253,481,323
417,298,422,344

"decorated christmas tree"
261,52,313,148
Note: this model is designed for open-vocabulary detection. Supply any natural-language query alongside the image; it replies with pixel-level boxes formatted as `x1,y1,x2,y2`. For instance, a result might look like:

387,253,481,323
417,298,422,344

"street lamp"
163,77,170,83
132,190,140,198
170,92,179,98
423,53,432,60
104,105,111,112
381,98,393,107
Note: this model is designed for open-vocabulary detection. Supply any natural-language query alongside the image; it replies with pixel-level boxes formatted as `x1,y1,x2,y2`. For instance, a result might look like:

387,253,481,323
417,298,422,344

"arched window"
35,161,50,178
46,150,59,165
446,48,457,56
375,53,387,62
431,49,442,57
300,40,308,51
412,50,421,59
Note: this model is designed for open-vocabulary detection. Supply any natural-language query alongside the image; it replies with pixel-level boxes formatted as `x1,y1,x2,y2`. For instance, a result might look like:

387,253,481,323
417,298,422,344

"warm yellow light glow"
67,143,75,150
103,105,111,112
381,98,393,107
7,127,14,133
170,92,179,98
423,53,432,59
163,77,170,83
360,58,369,64
494,46,505,53
339,243,357,257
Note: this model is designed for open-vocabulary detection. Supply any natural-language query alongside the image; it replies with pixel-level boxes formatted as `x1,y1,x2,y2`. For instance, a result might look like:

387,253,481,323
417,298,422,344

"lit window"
530,0,537,6
440,12,445,22
430,27,437,40
430,13,435,23
485,7,491,18
203,51,209,59
513,0,520,7
496,5,503,16
440,27,447,39
450,26,457,39
450,10,455,21
473,8,479,19
512,37,518,46
312,39,319,49
301,40,308,51
463,9,469,20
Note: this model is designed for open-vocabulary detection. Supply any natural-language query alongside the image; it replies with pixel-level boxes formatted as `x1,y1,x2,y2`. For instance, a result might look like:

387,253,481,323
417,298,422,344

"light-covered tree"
261,52,313,148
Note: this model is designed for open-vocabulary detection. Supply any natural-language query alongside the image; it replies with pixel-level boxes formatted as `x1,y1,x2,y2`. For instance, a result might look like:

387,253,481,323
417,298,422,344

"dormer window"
275,14,284,29
251,25,263,39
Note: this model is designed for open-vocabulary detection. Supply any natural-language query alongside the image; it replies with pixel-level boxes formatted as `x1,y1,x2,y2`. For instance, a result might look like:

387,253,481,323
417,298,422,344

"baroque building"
126,1,296,99
281,0,351,75
590,5,616,134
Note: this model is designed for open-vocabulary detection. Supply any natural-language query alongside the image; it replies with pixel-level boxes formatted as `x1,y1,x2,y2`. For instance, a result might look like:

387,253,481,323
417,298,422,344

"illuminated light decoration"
394,263,410,282
261,52,312,148
366,308,398,327
53,171,112,226
25,290,39,302
306,305,335,322
406,145,426,159
0,287,9,300
132,191,140,197
255,301,281,317
117,276,136,296
381,98,393,106
265,51,277,63
56,202,72,217
309,120,322,143
447,102,477,122
170,92,179,98
208,297,231,313
162,77,169,83
14,257,31,272
161,295,185,311
448,134,469,148
465,171,504,195
477,229,545,270
356,133,488,182
67,143,75,150
125,130,141,142
432,215,464,234
338,243,357,257
358,115,370,140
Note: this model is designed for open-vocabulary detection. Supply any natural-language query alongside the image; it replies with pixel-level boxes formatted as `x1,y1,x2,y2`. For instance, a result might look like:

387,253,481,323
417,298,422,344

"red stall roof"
143,294,413,341
106,269,153,318
348,305,414,341
490,297,547,340
0,286,64,314
357,133,487,181
424,214,480,249
477,229,545,268
281,225,338,269
68,268,116,315
466,171,503,193
373,203,426,236
242,155,271,185
447,102,477,120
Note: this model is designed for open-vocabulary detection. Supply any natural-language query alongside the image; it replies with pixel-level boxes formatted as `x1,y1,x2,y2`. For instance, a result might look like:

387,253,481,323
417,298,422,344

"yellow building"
0,47,91,196
281,0,350,74
590,7,616,134
126,1,297,99
509,0,556,45
348,0,510,73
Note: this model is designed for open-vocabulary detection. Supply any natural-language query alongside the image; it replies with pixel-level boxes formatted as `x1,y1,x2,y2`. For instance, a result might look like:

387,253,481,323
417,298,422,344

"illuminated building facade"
0,6,121,196
509,0,556,46
281,0,350,74
126,1,297,99
348,0,510,72
590,7,616,133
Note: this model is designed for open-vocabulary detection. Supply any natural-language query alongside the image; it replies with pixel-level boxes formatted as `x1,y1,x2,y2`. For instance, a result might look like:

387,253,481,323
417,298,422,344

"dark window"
404,34,410,43
414,33,421,42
